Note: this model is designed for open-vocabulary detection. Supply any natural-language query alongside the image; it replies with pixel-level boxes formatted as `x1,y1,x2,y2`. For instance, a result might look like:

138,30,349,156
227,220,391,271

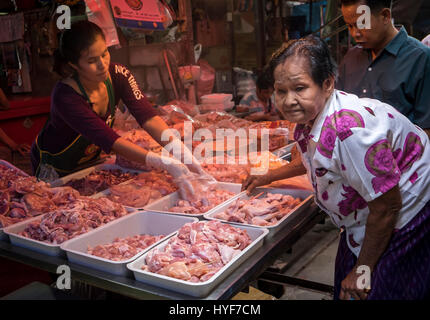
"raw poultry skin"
168,187,236,214
106,171,177,207
142,220,251,282
18,197,129,244
87,234,165,261
64,169,138,196
214,193,302,226
0,164,81,228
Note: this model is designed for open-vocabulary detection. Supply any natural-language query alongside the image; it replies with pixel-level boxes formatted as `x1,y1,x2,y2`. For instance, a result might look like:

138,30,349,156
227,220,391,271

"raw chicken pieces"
64,169,138,196
88,234,165,261
107,171,177,207
214,192,302,226
19,197,128,244
0,164,80,228
142,220,251,282
168,186,235,214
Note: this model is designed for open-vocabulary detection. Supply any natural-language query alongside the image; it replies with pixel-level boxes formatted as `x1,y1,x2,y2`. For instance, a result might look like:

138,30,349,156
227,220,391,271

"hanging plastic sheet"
0,13,24,43
85,0,120,47
109,0,173,30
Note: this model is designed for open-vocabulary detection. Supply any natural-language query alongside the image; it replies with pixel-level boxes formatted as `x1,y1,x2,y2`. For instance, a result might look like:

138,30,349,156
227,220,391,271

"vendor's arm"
111,137,195,199
0,88,9,109
242,152,306,194
112,63,210,176
0,128,30,155
339,185,402,300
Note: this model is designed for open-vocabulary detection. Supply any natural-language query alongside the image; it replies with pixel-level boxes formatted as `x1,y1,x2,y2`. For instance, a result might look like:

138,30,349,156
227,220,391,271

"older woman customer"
243,36,430,300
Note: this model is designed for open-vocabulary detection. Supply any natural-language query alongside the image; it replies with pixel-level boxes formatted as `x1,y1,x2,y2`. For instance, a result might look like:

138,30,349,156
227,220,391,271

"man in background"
337,0,430,137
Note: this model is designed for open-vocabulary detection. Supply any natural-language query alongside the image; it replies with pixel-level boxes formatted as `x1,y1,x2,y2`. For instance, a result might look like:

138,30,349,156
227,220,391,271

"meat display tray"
143,182,243,218
204,187,314,235
0,159,29,177
49,163,143,189
127,223,268,297
3,209,137,257
60,212,198,276
272,142,296,159
0,160,29,240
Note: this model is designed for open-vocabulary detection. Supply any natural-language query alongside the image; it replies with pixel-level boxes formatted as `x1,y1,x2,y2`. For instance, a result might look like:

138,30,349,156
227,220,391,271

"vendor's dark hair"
268,35,337,88
256,66,273,90
340,0,392,11
53,20,106,77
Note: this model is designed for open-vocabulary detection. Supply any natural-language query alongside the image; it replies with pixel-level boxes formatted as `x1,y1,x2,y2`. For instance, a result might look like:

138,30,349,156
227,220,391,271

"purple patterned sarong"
334,200,430,300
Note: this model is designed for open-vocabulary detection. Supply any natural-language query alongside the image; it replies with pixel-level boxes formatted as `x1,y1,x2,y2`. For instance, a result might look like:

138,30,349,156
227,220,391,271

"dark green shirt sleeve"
411,53,430,129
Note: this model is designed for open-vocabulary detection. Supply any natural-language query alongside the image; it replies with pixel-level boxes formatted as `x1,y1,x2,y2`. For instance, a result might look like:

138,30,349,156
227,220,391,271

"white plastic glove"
167,138,216,182
145,151,195,200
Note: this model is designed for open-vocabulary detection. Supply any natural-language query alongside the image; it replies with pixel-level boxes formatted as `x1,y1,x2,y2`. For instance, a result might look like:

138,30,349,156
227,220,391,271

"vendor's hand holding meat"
145,151,195,200
164,136,216,183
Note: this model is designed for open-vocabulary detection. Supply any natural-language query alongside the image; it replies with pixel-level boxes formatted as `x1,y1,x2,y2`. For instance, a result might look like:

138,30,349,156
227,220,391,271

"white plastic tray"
127,223,268,297
0,160,29,240
49,163,143,189
60,212,198,276
204,187,314,235
0,159,29,177
3,208,137,257
90,182,171,211
272,142,296,159
143,182,243,218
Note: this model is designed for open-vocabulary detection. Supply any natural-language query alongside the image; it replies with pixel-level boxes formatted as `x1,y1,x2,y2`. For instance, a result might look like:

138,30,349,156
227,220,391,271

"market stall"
0,0,320,300
0,203,323,300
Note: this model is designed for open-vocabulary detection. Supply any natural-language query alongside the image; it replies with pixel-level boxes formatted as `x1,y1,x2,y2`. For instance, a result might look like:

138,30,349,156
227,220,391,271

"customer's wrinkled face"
341,1,390,50
70,35,110,82
273,56,333,124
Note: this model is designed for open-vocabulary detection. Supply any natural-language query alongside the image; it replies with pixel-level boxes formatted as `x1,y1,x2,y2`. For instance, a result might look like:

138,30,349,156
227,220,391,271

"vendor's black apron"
35,75,116,178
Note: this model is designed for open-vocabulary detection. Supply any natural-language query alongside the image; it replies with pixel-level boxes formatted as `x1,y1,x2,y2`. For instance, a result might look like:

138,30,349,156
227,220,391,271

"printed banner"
109,0,170,30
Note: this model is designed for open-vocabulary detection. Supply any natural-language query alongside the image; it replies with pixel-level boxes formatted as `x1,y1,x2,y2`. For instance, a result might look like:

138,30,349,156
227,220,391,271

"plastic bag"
196,59,215,99
86,0,119,47
37,163,60,183
173,171,217,201
166,100,199,117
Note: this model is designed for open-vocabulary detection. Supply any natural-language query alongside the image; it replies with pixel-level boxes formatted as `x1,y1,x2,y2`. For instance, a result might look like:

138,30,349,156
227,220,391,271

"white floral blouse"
295,90,430,256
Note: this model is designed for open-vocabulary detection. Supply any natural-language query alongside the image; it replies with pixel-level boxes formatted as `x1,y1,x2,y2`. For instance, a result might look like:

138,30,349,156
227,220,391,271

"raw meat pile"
115,129,162,171
142,220,251,282
0,164,80,228
214,192,302,226
107,171,177,207
201,161,249,184
19,197,128,244
201,152,287,184
64,169,138,196
169,187,236,214
87,234,165,261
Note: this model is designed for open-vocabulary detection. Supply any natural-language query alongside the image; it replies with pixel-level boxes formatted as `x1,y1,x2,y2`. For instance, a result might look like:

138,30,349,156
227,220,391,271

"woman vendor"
31,21,209,196
243,36,430,300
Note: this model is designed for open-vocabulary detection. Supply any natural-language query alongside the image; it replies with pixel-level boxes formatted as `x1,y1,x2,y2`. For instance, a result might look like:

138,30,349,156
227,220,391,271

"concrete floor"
277,218,339,300
234,217,340,300
235,217,340,300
